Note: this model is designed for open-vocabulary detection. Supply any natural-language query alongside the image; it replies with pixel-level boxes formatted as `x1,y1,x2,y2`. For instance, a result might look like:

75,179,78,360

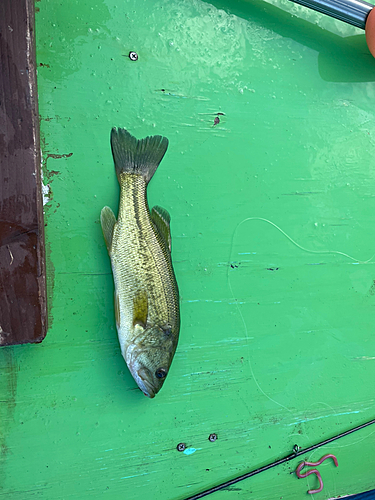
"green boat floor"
1,0,375,498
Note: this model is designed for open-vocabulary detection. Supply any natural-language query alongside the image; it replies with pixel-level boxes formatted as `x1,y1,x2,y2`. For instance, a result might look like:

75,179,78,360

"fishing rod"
183,417,375,500
289,0,373,28
285,0,375,56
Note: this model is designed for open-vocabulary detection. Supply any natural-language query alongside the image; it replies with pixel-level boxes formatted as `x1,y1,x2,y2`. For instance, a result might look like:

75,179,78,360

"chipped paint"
183,447,200,456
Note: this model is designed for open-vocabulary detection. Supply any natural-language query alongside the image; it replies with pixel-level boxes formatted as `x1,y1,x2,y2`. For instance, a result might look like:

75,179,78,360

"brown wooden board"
0,0,47,345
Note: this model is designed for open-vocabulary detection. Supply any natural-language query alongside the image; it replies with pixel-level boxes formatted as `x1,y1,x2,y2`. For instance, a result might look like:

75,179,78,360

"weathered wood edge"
0,0,47,346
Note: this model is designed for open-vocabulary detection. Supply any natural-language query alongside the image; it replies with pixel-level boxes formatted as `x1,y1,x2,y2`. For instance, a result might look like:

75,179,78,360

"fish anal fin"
151,205,171,252
101,206,116,252
133,290,148,328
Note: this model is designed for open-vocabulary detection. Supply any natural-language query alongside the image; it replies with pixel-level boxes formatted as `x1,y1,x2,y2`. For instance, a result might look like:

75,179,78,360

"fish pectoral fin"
133,290,148,327
151,205,172,253
114,291,120,329
100,206,116,252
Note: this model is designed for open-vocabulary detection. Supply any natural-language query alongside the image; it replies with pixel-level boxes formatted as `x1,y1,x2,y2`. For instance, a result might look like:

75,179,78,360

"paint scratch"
7,245,13,266
287,409,362,426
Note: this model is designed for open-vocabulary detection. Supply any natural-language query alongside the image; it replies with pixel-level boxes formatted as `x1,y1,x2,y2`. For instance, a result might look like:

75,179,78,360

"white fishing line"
227,216,374,413
232,217,374,264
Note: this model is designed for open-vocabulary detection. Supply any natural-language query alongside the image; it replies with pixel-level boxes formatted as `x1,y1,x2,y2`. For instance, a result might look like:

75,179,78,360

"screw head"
177,443,186,452
208,433,217,442
129,51,138,61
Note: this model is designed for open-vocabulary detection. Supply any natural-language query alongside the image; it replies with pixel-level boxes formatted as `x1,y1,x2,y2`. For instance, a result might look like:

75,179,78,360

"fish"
100,128,180,398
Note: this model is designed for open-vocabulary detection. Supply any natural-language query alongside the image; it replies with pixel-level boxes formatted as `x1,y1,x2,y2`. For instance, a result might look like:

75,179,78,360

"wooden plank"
0,0,47,345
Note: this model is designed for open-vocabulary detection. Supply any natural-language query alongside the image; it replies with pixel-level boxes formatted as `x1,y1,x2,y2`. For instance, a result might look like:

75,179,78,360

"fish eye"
155,368,167,379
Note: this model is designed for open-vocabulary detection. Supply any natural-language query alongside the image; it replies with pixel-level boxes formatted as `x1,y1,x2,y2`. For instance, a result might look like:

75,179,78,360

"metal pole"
288,0,374,29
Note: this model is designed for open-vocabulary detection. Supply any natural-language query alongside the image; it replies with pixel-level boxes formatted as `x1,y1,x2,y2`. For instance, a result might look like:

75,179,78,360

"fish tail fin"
110,127,169,184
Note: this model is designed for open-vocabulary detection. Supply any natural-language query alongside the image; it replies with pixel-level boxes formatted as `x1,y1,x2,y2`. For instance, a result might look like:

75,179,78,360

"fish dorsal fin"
100,206,116,252
133,290,148,327
151,205,171,253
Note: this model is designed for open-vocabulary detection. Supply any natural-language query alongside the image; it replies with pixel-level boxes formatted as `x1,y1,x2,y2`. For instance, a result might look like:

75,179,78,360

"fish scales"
113,175,178,332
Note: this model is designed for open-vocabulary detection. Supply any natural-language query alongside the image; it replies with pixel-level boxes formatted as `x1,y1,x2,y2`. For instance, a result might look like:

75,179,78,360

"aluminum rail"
288,0,374,29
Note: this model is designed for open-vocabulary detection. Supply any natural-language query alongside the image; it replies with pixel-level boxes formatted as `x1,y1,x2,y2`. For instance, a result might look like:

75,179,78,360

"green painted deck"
1,0,375,498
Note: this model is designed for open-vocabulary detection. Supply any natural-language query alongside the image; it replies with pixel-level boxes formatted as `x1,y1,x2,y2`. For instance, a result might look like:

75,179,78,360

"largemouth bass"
101,128,180,398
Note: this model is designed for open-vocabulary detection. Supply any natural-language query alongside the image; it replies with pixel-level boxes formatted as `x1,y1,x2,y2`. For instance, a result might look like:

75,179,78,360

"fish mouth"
136,367,157,399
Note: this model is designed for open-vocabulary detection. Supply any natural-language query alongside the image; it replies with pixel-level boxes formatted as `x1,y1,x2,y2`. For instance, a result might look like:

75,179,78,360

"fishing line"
226,273,292,412
183,418,375,500
227,217,374,411
230,217,374,264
